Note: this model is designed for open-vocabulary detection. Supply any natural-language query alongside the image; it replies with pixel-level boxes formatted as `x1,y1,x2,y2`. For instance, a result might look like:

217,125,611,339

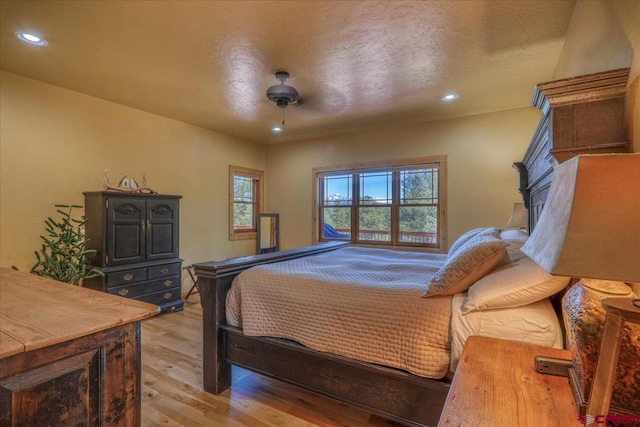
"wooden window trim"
312,156,447,252
229,165,264,241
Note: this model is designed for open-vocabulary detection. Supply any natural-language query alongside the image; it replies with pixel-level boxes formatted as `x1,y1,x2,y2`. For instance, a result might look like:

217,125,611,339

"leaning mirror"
256,213,279,254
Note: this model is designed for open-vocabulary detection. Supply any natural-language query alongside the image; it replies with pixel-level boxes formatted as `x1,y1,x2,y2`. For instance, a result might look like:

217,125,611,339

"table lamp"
505,202,527,230
521,153,640,425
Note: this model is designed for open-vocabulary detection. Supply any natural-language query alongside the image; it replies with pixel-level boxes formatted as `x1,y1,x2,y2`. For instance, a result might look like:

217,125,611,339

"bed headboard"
514,68,631,232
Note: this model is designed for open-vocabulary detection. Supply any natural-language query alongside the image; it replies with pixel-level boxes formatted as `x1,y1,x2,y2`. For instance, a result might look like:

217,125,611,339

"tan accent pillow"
448,227,500,257
461,257,571,313
424,235,508,297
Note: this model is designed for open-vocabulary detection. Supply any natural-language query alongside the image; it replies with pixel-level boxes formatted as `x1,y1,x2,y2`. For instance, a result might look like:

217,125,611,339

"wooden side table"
438,336,582,427
0,268,159,426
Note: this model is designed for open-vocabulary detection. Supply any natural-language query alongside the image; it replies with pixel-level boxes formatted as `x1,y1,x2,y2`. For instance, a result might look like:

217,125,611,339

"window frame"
313,156,447,252
229,165,264,241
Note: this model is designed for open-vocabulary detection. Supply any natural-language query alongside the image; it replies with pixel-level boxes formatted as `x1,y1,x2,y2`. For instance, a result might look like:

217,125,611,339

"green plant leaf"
26,204,98,285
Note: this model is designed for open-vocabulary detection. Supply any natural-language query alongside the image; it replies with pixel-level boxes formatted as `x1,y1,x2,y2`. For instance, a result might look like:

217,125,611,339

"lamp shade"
505,202,527,229
521,153,640,282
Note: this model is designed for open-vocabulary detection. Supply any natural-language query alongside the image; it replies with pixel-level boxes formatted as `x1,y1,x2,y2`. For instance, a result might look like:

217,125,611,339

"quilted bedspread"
226,246,453,379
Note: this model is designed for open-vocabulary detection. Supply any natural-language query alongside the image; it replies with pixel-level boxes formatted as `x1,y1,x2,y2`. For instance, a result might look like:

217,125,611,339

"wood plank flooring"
141,294,403,426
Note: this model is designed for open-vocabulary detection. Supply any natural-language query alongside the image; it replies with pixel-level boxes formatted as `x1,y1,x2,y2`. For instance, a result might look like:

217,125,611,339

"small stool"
183,266,199,300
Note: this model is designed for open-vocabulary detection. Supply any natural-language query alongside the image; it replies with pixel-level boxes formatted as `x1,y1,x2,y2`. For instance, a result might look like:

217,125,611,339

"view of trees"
322,168,439,243
233,176,255,229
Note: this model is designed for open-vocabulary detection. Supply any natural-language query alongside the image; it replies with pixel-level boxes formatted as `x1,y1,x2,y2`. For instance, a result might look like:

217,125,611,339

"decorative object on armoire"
82,192,183,312
18,204,103,285
504,202,526,230
103,169,157,194
522,153,640,418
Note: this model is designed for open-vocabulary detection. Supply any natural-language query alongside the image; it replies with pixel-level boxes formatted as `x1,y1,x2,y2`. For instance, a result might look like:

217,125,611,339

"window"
315,157,446,250
229,166,264,240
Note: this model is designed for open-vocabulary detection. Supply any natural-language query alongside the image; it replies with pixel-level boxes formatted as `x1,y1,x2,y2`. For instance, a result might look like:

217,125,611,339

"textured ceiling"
0,1,576,145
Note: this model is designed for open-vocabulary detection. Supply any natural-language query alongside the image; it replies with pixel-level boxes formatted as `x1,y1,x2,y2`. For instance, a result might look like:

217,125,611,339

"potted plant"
18,204,103,285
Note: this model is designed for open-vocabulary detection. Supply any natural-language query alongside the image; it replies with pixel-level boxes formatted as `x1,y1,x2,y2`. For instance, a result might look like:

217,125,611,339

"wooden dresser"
83,191,183,312
439,336,582,427
0,268,159,426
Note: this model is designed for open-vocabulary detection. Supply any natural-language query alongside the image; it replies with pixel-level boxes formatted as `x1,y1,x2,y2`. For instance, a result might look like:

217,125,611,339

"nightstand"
438,336,582,427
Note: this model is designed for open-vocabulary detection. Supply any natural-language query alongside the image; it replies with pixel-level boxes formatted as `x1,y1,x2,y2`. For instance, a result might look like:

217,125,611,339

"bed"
194,227,568,426
193,68,632,427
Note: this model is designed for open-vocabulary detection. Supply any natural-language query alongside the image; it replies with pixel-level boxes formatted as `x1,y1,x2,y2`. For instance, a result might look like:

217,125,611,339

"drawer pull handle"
118,288,129,296
163,280,173,287
163,292,172,300
122,273,134,281
160,268,169,275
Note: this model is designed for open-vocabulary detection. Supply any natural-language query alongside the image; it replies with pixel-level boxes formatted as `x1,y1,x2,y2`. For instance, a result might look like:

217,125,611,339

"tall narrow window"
319,173,353,240
229,166,264,241
358,171,392,242
315,157,447,250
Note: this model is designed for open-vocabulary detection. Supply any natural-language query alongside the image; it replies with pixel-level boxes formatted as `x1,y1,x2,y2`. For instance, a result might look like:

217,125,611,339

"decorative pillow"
448,227,500,257
461,256,571,313
499,229,529,266
500,229,529,241
423,234,508,297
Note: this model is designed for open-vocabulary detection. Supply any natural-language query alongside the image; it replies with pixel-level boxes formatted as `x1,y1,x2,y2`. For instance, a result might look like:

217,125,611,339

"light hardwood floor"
141,294,403,426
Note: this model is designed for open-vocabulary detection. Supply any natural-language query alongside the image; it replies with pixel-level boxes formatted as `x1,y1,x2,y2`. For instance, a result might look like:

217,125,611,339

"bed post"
197,273,232,394
194,242,349,395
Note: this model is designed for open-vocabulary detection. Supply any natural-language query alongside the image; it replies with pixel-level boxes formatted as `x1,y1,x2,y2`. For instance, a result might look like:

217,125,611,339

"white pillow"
500,229,529,241
461,257,570,313
499,229,529,265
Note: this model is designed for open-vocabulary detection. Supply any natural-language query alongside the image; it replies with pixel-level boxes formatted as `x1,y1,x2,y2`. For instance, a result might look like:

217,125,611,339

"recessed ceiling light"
15,32,48,46
271,126,283,132
442,93,458,102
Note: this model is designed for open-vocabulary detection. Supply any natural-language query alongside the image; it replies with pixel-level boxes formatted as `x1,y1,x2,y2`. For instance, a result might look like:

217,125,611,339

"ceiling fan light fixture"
266,71,299,109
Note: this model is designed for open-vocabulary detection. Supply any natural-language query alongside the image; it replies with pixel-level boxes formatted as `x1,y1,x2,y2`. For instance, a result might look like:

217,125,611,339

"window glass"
229,166,263,240
316,158,446,250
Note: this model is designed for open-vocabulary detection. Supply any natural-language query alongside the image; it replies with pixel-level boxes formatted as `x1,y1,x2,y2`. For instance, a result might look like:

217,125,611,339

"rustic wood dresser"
0,268,159,426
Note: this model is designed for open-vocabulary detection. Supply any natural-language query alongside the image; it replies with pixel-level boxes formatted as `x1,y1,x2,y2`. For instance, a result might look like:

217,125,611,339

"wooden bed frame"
194,241,449,427
193,68,631,427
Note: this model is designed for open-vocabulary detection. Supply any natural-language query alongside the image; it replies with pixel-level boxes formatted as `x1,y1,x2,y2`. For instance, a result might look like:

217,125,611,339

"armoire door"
107,197,146,265
146,198,180,262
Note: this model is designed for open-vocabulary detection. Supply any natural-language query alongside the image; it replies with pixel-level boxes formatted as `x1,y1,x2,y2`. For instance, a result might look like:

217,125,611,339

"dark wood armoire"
83,191,183,312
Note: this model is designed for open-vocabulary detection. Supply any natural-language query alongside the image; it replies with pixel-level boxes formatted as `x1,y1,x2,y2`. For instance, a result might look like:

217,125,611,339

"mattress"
225,245,564,379
226,246,453,378
449,293,563,372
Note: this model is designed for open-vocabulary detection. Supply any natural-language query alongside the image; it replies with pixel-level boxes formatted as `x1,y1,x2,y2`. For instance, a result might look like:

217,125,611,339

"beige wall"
0,71,266,291
554,0,640,152
3,0,637,290
266,107,542,251
265,1,640,253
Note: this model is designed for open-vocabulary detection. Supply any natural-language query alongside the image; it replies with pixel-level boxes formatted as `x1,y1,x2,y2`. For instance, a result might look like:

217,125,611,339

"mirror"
256,213,279,254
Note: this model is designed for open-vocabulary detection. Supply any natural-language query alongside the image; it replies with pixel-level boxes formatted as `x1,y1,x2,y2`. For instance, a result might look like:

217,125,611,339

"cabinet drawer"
148,263,181,279
108,276,178,298
106,268,147,288
136,288,181,306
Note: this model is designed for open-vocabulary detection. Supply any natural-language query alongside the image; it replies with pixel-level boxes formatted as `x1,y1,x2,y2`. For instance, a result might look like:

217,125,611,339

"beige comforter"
226,246,452,379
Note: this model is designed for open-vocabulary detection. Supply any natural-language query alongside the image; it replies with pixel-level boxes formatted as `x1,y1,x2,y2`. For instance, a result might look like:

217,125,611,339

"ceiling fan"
266,71,299,109
265,71,344,130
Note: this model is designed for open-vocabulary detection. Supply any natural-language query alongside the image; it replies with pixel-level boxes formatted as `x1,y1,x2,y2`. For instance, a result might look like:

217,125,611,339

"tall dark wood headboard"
514,67,631,232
